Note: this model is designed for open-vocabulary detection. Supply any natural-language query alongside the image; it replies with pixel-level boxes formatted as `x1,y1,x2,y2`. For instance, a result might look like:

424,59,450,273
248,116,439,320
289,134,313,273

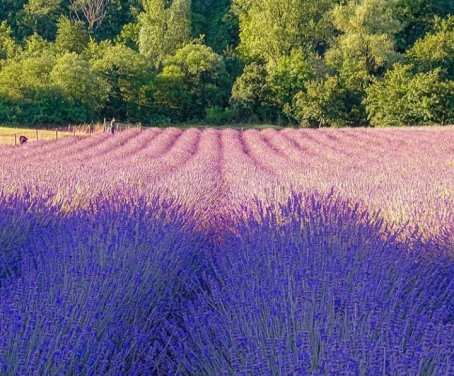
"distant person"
19,135,28,145
110,118,116,135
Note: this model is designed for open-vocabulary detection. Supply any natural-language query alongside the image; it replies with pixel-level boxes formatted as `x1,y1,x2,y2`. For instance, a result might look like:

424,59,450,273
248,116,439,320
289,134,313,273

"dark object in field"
110,118,116,135
19,135,28,145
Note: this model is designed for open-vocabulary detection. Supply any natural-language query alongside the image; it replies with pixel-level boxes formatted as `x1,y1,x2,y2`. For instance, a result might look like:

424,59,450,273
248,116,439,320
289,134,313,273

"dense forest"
0,0,453,127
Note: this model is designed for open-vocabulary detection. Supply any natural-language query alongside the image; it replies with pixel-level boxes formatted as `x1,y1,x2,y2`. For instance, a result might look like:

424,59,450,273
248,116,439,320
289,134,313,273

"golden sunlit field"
0,126,96,145
0,127,70,145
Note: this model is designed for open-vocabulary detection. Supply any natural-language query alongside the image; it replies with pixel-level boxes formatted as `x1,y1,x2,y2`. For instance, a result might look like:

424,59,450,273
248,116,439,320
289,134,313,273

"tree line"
0,0,453,127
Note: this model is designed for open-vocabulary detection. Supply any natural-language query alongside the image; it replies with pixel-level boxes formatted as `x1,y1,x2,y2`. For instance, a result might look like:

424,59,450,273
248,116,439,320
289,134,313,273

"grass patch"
0,126,92,145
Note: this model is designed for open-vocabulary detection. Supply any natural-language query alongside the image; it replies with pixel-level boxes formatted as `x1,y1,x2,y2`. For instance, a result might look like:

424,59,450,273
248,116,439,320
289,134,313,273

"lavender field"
0,127,453,375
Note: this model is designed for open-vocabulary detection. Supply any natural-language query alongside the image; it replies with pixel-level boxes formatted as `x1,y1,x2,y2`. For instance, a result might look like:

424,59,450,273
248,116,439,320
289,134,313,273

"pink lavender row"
0,127,453,237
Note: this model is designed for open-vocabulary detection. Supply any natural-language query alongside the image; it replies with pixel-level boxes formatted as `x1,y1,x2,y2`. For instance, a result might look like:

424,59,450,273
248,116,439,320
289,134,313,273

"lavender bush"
0,192,59,287
0,194,207,375
168,193,454,375
0,188,452,375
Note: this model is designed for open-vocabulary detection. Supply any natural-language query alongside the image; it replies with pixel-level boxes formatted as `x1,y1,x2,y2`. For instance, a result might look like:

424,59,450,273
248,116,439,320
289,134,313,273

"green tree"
293,76,363,127
0,21,18,61
0,54,74,124
91,43,154,121
0,54,55,101
192,0,238,53
138,0,191,67
95,0,141,41
407,16,454,79
326,0,403,88
19,33,51,59
314,0,405,126
230,63,276,122
55,16,89,53
267,50,320,119
116,22,141,50
364,63,454,126
393,0,454,51
0,50,110,124
154,42,227,120
1,0,453,127
233,0,336,65
0,0,32,40
23,0,66,40
51,52,108,119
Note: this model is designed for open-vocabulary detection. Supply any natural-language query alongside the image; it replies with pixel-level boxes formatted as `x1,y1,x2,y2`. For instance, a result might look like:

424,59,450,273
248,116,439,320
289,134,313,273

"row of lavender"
1,191,452,375
1,127,453,237
0,192,207,375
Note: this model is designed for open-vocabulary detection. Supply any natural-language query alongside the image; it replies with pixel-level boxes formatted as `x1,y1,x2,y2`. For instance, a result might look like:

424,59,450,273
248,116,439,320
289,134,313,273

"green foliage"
364,63,454,126
116,22,140,50
326,0,403,88
267,50,319,119
407,16,454,79
231,63,276,122
0,44,104,123
0,54,77,124
95,0,141,41
23,0,65,40
294,76,365,128
138,0,191,66
0,0,31,40
205,105,239,125
51,53,107,116
192,0,238,52
299,0,406,127
55,17,89,53
20,33,51,59
0,54,55,101
233,0,336,64
154,42,228,121
393,0,454,51
0,21,18,61
24,0,64,18
91,43,155,121
0,0,452,126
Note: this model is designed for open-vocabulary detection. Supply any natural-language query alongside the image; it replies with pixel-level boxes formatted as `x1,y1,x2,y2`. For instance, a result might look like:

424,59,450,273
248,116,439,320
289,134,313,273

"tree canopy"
0,0,452,126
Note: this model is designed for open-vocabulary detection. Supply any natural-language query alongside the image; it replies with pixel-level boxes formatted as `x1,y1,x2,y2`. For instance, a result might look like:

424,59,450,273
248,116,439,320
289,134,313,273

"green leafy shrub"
294,76,365,127
204,106,239,125
364,63,454,126
154,42,228,121
91,44,155,122
407,16,454,79
55,17,89,54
